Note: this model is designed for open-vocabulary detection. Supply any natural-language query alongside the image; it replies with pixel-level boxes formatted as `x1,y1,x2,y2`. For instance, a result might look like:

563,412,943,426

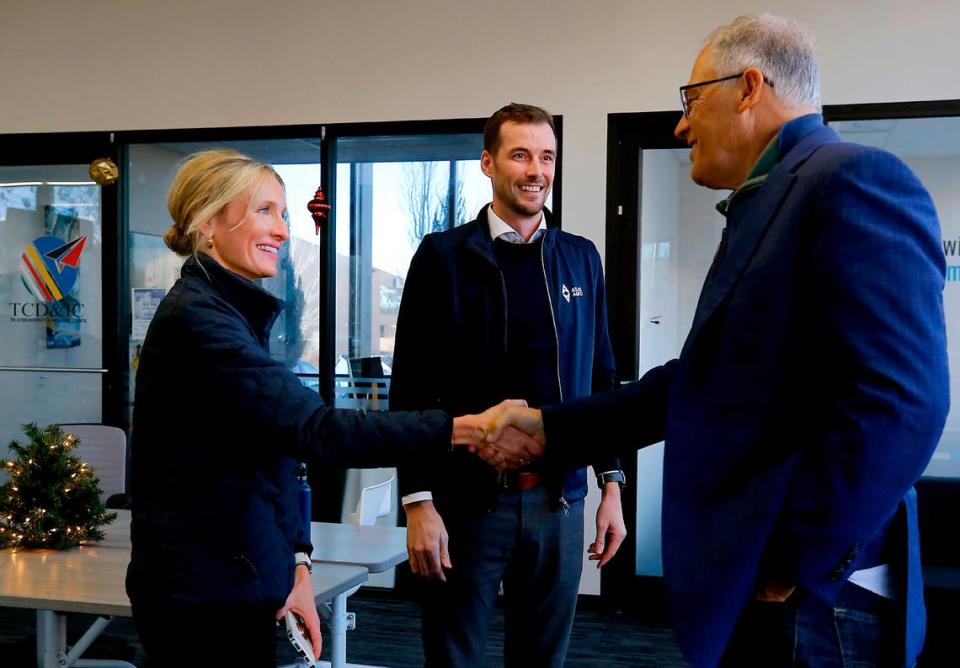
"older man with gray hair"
484,14,948,667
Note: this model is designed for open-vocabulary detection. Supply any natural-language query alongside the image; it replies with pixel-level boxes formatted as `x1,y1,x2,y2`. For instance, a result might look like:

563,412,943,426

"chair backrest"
350,476,394,526
60,424,127,501
349,356,385,379
333,376,391,411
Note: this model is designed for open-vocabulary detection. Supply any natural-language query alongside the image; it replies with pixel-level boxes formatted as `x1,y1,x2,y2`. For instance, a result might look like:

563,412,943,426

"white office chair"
346,476,394,527
338,477,395,601
60,423,129,508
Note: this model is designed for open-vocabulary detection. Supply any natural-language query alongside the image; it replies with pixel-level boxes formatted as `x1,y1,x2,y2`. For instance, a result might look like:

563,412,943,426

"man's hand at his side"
590,483,627,568
404,500,451,582
754,580,796,602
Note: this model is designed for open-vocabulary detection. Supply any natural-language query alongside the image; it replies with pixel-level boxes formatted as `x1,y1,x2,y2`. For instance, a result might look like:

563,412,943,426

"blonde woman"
126,150,531,667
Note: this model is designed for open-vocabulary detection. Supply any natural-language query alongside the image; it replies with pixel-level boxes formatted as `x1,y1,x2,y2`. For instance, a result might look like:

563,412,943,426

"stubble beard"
498,182,546,219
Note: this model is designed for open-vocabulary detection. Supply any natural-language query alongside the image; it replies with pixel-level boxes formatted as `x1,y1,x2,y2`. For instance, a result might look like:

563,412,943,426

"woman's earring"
206,236,214,249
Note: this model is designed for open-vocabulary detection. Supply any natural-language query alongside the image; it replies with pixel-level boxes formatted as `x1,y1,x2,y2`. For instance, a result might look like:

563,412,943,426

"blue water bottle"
296,463,312,548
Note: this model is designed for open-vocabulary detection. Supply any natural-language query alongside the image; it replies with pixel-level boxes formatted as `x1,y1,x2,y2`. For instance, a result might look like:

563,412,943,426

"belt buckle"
497,471,512,489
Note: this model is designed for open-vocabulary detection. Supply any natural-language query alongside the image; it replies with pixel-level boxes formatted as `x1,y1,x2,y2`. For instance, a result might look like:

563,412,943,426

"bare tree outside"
402,161,466,248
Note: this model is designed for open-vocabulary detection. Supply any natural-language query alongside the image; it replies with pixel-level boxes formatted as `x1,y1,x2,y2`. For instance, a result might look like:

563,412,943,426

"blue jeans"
720,584,904,668
419,486,584,668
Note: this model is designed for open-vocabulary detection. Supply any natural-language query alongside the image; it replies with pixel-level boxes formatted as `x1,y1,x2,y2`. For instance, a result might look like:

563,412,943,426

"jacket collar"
717,114,824,218
465,203,558,263
682,116,838,353
182,252,283,344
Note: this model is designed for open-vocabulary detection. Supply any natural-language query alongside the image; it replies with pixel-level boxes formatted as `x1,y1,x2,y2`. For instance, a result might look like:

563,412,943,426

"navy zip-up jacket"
391,205,619,514
127,253,451,607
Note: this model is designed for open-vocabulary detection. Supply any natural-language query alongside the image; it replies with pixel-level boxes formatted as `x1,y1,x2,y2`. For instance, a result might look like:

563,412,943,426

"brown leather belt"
497,470,543,491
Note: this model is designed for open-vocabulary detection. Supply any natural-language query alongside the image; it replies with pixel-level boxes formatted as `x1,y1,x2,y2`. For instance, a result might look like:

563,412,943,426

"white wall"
4,0,959,595
4,0,960,256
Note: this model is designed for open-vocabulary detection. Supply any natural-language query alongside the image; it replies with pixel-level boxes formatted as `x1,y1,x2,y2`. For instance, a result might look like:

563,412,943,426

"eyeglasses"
679,72,775,117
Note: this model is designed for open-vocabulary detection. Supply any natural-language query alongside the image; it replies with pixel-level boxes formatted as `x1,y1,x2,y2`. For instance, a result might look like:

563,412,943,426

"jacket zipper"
498,268,508,353
540,241,569,511
540,241,564,404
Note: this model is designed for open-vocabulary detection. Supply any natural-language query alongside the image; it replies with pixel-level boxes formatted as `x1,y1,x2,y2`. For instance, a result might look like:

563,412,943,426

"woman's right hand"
450,399,526,448
451,400,544,470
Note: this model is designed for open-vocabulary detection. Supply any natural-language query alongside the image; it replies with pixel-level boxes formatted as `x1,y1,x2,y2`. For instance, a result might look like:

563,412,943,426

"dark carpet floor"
0,590,687,667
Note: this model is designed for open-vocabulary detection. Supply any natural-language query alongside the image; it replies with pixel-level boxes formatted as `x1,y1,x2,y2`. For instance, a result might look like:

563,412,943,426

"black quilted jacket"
126,252,450,606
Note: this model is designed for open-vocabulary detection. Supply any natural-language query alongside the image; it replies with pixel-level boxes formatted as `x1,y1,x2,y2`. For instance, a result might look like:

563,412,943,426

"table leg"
36,610,63,668
330,593,347,668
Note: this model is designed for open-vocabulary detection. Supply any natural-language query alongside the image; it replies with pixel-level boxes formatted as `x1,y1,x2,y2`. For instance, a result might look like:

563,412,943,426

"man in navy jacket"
486,17,949,668
390,103,626,666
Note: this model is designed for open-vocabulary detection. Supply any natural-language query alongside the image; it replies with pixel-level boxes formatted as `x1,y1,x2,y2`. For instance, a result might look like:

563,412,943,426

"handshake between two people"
451,400,546,470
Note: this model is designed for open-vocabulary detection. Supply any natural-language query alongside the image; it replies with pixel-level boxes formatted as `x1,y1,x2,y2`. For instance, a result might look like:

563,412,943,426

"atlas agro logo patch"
20,235,88,302
561,283,584,303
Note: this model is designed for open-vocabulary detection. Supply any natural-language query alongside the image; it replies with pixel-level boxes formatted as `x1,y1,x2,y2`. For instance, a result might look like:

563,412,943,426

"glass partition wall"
331,132,490,383
0,118,559,591
125,138,325,417
0,165,106,450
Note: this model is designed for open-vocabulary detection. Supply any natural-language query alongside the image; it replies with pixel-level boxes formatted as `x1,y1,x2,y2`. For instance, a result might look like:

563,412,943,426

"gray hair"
706,14,821,111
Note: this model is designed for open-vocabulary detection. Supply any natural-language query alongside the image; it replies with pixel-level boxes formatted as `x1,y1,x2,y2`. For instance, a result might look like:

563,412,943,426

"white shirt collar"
487,206,546,244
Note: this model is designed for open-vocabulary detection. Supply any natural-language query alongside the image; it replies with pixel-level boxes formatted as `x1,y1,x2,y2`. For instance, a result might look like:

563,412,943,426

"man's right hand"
479,406,546,469
404,500,451,582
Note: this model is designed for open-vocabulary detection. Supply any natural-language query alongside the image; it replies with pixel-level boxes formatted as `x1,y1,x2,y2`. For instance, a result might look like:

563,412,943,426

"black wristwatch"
597,470,626,490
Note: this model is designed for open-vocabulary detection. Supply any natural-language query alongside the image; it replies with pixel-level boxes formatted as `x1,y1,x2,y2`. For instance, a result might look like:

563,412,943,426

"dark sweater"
493,237,561,409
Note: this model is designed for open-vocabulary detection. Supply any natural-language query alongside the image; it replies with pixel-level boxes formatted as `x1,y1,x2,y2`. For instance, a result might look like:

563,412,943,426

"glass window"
331,131,495,538
126,139,323,414
0,166,103,446
633,147,723,576
332,133,490,400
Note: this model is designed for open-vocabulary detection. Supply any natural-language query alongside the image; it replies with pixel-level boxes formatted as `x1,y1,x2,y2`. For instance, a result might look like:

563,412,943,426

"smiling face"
481,120,556,228
674,47,754,190
203,176,289,280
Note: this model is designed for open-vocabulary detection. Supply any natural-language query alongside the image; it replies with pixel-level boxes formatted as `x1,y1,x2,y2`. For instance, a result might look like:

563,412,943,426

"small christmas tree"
0,423,116,549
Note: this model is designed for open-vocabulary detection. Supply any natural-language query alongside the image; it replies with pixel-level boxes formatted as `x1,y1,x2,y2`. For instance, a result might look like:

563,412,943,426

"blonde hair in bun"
164,149,284,256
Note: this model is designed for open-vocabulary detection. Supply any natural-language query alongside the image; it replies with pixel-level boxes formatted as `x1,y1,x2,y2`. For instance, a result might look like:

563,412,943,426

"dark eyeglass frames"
679,72,775,117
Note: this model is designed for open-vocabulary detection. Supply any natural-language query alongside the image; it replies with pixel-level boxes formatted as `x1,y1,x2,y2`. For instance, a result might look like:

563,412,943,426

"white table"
0,512,369,668
309,522,407,573
308,522,407,667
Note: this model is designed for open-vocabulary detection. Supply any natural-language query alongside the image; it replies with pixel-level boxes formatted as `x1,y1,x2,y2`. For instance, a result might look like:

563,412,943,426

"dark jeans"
420,486,584,667
720,583,904,668
132,599,279,667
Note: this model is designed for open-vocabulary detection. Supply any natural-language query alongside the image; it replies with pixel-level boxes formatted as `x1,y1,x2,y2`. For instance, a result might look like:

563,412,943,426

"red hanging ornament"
307,186,331,236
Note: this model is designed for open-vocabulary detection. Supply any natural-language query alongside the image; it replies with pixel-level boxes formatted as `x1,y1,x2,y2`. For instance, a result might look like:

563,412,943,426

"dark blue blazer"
543,117,949,667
